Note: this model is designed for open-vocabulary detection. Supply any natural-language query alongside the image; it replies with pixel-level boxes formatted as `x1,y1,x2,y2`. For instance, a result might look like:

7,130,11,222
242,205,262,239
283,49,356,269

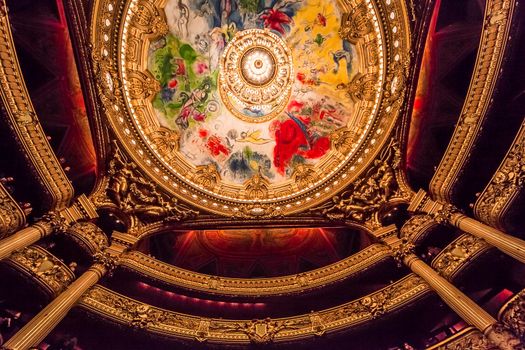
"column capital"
93,251,119,274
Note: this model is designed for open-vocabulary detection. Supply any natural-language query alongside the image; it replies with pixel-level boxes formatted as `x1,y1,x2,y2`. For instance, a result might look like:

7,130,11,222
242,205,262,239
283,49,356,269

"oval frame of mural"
91,0,411,217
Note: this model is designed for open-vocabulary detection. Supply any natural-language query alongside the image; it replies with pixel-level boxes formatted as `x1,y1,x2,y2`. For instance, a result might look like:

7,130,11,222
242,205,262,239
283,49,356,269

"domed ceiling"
92,0,412,218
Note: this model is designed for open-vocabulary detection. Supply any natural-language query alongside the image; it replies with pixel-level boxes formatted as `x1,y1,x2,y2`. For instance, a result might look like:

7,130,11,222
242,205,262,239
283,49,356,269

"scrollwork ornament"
7,246,75,296
432,234,490,279
339,2,373,44
0,185,25,237
435,328,498,350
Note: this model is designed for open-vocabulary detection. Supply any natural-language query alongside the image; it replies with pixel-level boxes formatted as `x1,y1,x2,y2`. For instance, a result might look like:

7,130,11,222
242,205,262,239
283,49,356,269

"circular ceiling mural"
148,0,363,186
93,0,411,217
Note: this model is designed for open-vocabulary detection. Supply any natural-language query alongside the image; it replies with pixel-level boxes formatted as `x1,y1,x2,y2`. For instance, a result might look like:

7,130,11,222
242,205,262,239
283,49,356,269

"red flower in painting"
207,135,230,157
195,62,209,74
193,112,206,122
168,78,178,89
296,72,306,84
174,59,186,76
260,9,292,35
316,13,327,27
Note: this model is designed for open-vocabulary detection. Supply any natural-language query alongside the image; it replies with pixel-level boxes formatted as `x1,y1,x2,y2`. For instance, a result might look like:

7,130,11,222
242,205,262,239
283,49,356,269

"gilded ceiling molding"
89,0,413,219
118,243,391,297
474,121,525,230
498,289,525,342
429,0,516,203
425,326,498,350
431,234,492,281
78,274,430,344
3,245,76,298
65,222,109,255
0,2,74,209
0,182,26,239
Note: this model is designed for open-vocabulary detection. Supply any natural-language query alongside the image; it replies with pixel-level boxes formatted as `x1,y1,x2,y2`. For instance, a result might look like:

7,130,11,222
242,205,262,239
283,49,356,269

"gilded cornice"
431,234,492,281
0,2,74,209
426,327,498,350
474,121,525,229
0,182,25,238
79,274,430,344
119,243,391,297
429,0,516,203
3,245,76,298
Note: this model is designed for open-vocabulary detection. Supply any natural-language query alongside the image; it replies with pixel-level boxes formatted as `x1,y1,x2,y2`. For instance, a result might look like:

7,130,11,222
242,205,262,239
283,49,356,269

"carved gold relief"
474,123,525,229
499,289,525,342
104,142,198,231
339,2,373,44
311,139,408,227
5,245,75,297
431,234,491,280
426,327,498,350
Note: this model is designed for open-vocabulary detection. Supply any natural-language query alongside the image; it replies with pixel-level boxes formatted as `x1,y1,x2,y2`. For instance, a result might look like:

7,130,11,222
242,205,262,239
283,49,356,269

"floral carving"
41,211,70,233
66,222,108,254
79,275,429,344
434,328,498,350
400,214,437,243
210,318,310,344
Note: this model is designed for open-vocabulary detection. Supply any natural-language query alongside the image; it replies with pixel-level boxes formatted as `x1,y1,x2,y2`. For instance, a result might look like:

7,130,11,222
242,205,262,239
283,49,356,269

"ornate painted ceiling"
90,0,413,221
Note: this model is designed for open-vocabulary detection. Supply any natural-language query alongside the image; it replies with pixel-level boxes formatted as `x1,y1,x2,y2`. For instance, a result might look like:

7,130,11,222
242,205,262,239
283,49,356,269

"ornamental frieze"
4,245,75,298
118,243,390,297
431,234,491,280
474,123,525,229
79,274,429,344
